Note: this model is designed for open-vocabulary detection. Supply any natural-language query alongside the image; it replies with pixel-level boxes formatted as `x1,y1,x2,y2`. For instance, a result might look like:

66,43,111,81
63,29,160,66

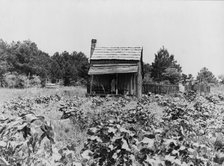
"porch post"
137,61,142,98
90,75,94,95
116,73,118,95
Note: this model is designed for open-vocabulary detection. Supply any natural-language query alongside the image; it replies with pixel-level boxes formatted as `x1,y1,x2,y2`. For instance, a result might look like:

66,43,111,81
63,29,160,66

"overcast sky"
0,0,223,77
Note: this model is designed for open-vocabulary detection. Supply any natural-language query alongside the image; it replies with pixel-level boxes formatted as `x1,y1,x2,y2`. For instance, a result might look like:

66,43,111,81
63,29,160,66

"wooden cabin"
88,39,143,98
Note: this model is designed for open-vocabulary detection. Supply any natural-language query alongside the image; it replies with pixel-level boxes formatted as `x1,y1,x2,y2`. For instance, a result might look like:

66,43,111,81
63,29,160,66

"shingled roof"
90,47,142,61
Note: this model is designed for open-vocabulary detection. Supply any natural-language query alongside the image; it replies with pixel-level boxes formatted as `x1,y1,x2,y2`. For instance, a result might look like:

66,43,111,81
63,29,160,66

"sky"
0,0,223,77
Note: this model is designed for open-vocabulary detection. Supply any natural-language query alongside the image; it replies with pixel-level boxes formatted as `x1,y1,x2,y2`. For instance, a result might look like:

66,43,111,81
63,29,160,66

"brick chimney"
90,39,97,59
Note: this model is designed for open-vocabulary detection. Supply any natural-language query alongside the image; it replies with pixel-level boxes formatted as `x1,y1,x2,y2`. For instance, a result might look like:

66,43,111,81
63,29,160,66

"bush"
29,75,41,87
2,72,42,88
159,80,171,85
74,78,87,86
143,73,154,84
3,72,29,88
16,74,29,88
3,72,19,88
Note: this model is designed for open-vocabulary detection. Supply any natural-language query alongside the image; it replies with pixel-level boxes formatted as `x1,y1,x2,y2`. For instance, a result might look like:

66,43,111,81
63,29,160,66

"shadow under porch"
87,73,137,96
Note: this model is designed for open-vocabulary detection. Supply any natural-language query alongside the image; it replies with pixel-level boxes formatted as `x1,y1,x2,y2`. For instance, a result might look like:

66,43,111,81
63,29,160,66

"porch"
88,73,137,96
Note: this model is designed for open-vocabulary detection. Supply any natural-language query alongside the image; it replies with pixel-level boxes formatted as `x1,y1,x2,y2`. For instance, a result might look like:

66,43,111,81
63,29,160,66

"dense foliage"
197,67,218,84
1,89,224,165
51,51,89,86
150,47,182,84
0,39,89,87
181,74,194,85
218,75,224,84
143,63,154,84
81,93,224,165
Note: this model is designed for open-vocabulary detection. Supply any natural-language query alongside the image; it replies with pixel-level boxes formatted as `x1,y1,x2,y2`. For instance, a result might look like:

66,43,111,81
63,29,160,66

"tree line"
143,47,219,85
0,38,221,88
0,39,89,88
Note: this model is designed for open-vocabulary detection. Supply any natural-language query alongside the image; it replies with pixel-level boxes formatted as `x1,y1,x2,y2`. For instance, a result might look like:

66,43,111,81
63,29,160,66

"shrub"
4,72,29,88
29,75,41,87
2,72,42,88
3,72,18,88
16,74,29,88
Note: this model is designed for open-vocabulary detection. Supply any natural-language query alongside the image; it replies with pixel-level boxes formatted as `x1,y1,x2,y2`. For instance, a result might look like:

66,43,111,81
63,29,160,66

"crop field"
1,86,224,166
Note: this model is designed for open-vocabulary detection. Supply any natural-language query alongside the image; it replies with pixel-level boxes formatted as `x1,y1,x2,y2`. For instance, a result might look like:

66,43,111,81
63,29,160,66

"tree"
218,75,224,84
50,51,89,86
0,38,90,87
50,60,63,83
151,47,182,84
181,73,194,85
143,63,152,76
162,67,181,84
71,51,89,81
0,40,11,86
181,73,188,84
6,40,52,79
188,74,193,80
196,67,218,84
142,63,153,83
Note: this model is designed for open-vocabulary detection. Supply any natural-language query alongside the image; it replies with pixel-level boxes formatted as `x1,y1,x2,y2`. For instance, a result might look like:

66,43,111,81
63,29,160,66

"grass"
0,86,87,105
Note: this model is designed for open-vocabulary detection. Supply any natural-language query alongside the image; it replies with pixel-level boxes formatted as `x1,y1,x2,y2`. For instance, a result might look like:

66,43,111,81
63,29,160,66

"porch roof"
88,63,138,75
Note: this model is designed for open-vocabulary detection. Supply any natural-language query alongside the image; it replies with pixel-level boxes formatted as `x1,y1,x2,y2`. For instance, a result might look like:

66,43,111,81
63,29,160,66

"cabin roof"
90,47,142,61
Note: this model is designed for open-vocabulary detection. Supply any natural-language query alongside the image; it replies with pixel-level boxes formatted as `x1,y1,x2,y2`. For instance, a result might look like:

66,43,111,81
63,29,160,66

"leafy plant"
0,112,55,165
1,89,224,165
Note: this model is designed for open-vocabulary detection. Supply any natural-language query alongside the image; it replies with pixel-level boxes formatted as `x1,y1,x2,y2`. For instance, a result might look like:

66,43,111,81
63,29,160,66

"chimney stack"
90,39,97,59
